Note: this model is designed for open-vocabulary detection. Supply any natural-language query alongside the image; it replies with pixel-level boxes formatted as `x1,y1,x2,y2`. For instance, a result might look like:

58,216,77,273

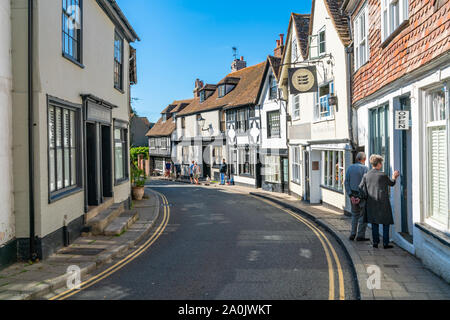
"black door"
255,153,262,189
86,123,99,206
101,125,113,198
305,151,310,201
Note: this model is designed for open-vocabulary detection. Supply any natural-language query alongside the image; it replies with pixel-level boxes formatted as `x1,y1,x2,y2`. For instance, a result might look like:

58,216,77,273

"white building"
259,54,289,194
280,6,354,214
0,0,15,269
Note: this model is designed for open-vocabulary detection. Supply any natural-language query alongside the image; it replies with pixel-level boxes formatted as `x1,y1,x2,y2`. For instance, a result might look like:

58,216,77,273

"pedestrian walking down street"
344,152,370,242
165,161,172,180
175,161,181,180
193,162,200,185
359,154,400,249
219,159,228,185
189,161,195,184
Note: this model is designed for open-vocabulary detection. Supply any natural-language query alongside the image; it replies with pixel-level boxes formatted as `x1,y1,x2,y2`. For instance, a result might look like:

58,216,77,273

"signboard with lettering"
288,66,318,94
395,110,410,130
87,101,112,124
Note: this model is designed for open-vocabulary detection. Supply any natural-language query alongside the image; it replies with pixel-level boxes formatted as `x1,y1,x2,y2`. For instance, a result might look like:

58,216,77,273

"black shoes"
356,237,371,242
349,235,356,241
384,244,394,249
373,243,379,248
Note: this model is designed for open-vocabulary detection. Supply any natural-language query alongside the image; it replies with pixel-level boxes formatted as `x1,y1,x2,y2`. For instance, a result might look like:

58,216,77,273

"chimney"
274,34,285,58
231,56,247,72
193,78,204,97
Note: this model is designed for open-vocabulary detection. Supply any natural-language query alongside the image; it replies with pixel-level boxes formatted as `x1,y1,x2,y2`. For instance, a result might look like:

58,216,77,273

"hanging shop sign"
288,66,318,94
395,110,410,130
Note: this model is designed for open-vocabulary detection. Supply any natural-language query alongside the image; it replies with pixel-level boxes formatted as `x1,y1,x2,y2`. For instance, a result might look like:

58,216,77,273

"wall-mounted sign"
87,101,112,124
395,110,410,130
288,66,318,94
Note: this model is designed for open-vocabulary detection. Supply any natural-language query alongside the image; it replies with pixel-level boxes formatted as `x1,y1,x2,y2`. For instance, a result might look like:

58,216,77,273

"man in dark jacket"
219,159,228,185
345,152,369,241
359,154,400,249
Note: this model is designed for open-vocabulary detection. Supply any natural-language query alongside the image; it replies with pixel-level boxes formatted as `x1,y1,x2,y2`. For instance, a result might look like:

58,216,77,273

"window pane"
71,147,76,186
49,149,56,192
64,149,70,187
63,109,70,148
56,108,62,147
57,148,63,190
48,106,55,148
70,110,75,147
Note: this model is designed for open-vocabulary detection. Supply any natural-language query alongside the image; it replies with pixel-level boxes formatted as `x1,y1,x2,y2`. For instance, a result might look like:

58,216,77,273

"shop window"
322,150,344,192
48,100,81,200
239,148,253,176
114,127,128,183
265,155,281,183
212,146,223,166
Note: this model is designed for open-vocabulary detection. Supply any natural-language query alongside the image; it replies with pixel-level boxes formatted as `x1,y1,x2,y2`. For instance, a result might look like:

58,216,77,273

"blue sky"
116,0,312,123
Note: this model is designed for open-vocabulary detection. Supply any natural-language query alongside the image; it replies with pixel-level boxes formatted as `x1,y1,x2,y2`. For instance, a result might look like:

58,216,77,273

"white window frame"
423,84,449,232
381,0,409,43
293,94,300,120
314,81,335,121
291,147,302,185
322,150,344,192
354,2,369,70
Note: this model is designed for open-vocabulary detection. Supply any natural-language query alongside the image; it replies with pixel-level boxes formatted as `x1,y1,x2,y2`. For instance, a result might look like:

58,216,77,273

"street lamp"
198,115,209,132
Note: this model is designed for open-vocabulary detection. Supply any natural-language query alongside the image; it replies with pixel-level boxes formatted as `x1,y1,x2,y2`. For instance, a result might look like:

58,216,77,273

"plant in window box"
131,163,146,201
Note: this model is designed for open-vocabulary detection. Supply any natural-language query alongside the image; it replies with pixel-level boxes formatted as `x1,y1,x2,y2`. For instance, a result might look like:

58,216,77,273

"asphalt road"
67,180,357,300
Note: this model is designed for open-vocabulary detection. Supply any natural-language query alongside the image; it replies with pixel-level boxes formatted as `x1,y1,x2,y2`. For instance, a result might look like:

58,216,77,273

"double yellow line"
254,196,345,300
50,191,170,300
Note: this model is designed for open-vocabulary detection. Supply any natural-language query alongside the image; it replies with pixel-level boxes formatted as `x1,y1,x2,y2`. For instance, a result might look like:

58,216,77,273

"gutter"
28,0,37,261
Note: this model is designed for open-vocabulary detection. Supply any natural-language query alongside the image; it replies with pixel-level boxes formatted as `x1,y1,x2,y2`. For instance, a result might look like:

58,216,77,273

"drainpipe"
28,0,37,261
345,15,356,156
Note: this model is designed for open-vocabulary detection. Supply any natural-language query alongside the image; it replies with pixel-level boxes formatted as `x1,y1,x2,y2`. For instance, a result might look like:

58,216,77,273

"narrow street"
65,180,357,300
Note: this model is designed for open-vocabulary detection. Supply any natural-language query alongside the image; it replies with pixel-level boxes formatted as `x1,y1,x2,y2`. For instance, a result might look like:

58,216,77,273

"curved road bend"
63,180,357,300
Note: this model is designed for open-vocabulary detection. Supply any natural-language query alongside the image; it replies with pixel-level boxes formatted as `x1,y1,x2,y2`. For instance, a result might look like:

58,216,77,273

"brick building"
343,0,450,281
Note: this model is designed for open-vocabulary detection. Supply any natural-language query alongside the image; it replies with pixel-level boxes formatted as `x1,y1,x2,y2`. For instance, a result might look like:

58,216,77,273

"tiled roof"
292,13,311,60
311,0,351,46
145,117,176,137
178,62,267,116
146,98,192,137
268,56,282,80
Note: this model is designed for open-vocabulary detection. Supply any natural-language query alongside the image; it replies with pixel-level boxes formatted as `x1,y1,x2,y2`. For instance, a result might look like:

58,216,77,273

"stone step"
103,210,139,237
87,202,125,235
85,197,114,221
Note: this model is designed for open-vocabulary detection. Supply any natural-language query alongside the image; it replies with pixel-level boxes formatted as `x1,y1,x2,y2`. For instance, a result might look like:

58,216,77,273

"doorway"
202,145,211,178
281,157,289,194
304,151,310,201
101,125,113,198
86,123,99,206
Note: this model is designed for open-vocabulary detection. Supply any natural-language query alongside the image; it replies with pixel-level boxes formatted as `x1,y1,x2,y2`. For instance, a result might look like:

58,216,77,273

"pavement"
62,180,358,300
200,181,450,300
0,189,161,300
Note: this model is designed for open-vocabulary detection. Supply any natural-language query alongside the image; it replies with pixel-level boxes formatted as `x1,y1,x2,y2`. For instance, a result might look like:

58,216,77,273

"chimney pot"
280,34,284,44
240,56,244,61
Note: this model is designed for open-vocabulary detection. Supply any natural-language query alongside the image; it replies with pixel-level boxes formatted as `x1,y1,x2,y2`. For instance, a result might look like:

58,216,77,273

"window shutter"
429,125,448,225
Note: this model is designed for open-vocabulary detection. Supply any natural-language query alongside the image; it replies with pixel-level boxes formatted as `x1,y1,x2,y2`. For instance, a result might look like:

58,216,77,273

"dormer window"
218,85,226,98
162,114,167,122
200,91,206,103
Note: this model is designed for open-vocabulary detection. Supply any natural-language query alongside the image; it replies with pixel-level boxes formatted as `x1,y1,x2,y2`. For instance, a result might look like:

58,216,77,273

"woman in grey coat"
359,155,400,249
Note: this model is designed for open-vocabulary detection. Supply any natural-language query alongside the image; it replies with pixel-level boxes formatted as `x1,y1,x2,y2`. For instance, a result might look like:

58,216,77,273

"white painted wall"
0,0,14,246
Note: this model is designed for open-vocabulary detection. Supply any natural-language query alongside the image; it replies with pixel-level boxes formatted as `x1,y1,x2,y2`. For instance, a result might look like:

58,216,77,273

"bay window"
425,85,449,231
322,150,344,192
48,98,81,200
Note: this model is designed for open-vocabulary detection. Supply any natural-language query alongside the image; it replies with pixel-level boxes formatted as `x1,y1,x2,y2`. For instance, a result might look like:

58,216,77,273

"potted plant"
131,164,146,200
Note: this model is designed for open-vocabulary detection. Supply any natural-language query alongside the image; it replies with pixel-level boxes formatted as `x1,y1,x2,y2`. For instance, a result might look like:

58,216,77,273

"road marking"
50,191,170,300
253,196,345,300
